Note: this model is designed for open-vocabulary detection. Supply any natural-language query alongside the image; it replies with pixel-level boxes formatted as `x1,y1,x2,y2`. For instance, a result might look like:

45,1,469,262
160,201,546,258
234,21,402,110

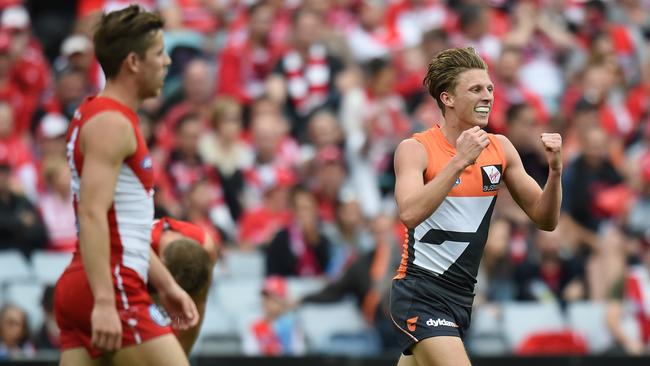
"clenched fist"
541,133,562,172
456,126,490,167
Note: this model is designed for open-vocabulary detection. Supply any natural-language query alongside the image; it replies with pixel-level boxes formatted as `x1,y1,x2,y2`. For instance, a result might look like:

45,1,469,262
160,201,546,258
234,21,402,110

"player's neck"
439,117,463,148
99,79,141,112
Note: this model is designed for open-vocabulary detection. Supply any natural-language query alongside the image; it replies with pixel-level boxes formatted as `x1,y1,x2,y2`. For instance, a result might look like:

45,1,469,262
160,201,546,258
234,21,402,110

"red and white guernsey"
66,96,154,282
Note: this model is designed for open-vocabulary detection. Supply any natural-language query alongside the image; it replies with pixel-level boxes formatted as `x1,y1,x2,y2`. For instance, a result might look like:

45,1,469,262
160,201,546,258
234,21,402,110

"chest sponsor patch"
481,164,502,192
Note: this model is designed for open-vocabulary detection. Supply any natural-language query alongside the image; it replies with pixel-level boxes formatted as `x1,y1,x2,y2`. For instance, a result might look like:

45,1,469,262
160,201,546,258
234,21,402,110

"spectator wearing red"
309,145,348,223
265,185,331,277
242,276,305,356
3,6,52,133
266,8,345,140
216,3,285,105
490,47,549,135
238,167,294,250
0,31,29,137
38,158,76,252
0,102,36,199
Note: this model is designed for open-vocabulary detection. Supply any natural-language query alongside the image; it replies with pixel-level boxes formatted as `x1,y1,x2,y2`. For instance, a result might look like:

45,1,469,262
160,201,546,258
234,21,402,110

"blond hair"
423,47,488,115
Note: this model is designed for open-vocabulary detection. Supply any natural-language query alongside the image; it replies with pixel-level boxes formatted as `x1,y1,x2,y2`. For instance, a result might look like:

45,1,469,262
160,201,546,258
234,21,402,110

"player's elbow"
536,218,558,231
399,211,420,229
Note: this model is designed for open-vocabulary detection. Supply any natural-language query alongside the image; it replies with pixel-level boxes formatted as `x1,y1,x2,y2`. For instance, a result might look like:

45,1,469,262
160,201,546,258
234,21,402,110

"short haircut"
93,5,164,79
423,47,488,115
163,238,211,296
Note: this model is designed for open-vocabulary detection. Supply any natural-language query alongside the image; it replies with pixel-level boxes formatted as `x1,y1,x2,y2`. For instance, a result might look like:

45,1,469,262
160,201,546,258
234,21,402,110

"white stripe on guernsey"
113,164,153,282
414,196,493,240
114,265,142,344
114,264,129,310
413,240,470,275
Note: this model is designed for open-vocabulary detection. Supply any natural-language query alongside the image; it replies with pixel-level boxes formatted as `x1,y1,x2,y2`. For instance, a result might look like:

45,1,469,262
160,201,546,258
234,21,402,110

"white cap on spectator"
61,34,92,57
1,6,30,30
40,113,68,139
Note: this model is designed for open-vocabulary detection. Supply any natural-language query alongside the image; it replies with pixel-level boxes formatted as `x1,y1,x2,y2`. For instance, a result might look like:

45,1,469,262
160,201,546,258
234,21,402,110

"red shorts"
54,262,173,358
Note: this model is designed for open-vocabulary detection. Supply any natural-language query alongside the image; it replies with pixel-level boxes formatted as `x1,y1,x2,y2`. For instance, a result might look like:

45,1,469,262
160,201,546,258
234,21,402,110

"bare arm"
78,112,136,351
498,134,562,231
395,127,489,228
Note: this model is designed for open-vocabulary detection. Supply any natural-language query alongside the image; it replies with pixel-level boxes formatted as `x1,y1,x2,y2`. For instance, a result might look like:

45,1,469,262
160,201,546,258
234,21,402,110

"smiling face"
441,68,494,129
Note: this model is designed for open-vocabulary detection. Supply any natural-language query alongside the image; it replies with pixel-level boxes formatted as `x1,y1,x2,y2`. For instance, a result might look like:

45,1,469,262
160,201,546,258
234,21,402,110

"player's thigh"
110,334,189,366
412,336,471,366
60,348,107,366
396,354,420,366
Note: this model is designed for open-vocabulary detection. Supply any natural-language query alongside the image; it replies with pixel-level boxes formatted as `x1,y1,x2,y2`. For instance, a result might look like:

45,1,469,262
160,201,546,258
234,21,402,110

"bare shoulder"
395,138,428,168
81,111,136,157
493,134,518,158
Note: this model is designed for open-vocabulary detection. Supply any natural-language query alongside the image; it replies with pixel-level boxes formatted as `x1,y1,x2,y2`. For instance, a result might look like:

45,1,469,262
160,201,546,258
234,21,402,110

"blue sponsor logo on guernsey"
148,304,171,327
141,156,153,170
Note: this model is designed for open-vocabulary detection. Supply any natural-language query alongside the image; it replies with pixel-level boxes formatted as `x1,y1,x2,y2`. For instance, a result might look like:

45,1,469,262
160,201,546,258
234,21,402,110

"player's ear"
124,52,140,74
440,91,454,109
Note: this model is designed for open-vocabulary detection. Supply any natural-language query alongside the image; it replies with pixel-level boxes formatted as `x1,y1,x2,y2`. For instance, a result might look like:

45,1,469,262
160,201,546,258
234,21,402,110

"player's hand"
541,133,562,173
158,283,199,331
455,126,489,167
90,301,122,352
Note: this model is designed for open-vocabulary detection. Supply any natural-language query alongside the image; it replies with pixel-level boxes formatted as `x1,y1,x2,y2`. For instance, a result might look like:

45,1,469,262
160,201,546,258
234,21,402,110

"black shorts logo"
481,164,502,192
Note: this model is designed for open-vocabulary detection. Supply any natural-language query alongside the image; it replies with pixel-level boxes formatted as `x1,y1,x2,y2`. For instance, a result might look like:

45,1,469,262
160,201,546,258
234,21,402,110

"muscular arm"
497,134,562,231
78,112,136,306
394,139,466,228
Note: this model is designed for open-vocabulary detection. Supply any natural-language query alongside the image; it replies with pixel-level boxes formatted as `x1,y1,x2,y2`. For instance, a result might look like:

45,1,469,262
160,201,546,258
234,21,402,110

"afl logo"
141,156,153,170
148,304,171,327
454,177,461,186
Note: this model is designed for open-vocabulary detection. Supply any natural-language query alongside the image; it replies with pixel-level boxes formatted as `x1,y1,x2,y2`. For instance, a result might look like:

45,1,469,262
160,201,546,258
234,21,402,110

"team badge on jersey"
481,164,502,192
148,304,171,327
141,156,153,170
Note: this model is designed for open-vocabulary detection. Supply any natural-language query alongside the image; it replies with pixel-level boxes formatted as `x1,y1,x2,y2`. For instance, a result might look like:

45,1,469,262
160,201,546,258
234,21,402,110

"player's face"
138,30,170,99
447,68,494,128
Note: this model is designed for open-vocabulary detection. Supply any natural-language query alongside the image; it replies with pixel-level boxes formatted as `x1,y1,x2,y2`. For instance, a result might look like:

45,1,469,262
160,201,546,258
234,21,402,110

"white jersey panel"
114,164,154,281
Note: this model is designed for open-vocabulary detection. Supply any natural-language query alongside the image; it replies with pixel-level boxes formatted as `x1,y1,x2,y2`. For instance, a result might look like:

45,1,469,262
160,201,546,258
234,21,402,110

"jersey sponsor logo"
454,177,461,186
148,304,171,327
426,318,458,328
141,155,153,170
481,164,502,192
407,316,419,332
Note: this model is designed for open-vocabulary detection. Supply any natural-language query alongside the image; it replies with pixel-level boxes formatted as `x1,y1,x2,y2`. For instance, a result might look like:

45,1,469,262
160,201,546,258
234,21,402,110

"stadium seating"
567,301,613,353
501,301,566,351
5,281,45,333
30,250,72,285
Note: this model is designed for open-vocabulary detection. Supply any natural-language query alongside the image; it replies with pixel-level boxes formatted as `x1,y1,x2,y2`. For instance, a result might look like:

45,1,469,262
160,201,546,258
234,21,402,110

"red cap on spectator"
261,276,287,300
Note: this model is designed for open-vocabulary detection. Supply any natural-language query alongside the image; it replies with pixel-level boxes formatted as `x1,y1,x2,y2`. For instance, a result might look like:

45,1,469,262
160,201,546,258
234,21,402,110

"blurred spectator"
515,229,585,304
216,3,284,105
0,31,30,137
34,285,59,350
451,3,501,64
182,180,225,246
242,276,306,356
489,47,549,135
265,185,330,277
53,33,104,94
308,145,352,223
198,97,253,220
561,127,624,250
322,196,373,279
626,153,650,244
0,304,35,359
476,218,516,303
266,8,345,140
505,103,549,186
0,102,36,199
238,167,293,250
158,0,221,34
606,242,650,355
4,5,52,133
38,157,75,252
346,0,420,63
300,214,402,351
35,66,88,124
0,156,46,256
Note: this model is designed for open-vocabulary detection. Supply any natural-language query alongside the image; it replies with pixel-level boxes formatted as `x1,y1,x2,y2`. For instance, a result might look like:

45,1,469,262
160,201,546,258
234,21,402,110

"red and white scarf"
283,44,330,116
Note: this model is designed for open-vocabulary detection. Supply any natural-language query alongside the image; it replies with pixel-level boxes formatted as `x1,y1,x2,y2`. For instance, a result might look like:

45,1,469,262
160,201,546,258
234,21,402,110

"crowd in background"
0,0,650,359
